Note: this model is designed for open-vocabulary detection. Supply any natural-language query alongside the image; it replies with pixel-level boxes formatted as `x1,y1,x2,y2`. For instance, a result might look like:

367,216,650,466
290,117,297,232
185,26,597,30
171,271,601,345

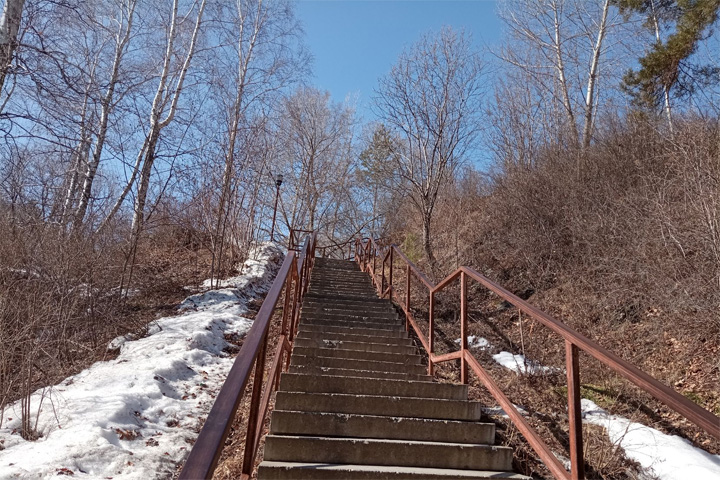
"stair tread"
263,435,513,471
270,410,495,443
258,461,530,479
274,391,484,421
257,259,524,479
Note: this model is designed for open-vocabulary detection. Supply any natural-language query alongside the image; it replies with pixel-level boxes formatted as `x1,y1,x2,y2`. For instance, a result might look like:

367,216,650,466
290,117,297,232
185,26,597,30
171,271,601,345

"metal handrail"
354,237,720,480
180,231,317,479
288,228,313,251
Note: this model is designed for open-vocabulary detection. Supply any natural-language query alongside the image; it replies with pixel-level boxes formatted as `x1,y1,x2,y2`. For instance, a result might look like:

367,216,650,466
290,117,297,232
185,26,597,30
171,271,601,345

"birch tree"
98,0,207,238
0,0,25,100
208,0,305,286
374,27,484,272
498,0,616,164
275,87,357,243
72,0,137,229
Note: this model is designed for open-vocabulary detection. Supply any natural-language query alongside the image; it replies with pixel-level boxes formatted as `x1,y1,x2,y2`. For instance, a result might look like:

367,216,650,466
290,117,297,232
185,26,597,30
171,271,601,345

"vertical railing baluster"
388,247,394,298
280,275,291,336
428,291,435,376
241,339,267,476
460,271,468,384
566,340,585,480
405,263,411,332
289,268,301,342
381,252,386,297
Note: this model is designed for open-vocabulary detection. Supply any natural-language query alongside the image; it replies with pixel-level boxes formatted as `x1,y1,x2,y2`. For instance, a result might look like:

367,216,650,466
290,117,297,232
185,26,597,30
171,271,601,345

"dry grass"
382,117,720,477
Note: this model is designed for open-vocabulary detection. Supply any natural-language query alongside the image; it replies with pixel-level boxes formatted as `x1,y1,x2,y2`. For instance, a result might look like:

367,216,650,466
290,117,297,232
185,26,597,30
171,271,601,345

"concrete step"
258,462,530,479
262,436,513,471
289,364,430,381
308,289,379,297
305,290,382,302
301,305,398,318
291,346,420,365
303,309,400,320
299,324,408,338
293,337,416,355
274,392,484,421
290,355,427,375
279,373,467,400
301,303,394,314
311,278,373,285
269,410,496,444
296,330,413,346
303,295,389,304
300,317,404,331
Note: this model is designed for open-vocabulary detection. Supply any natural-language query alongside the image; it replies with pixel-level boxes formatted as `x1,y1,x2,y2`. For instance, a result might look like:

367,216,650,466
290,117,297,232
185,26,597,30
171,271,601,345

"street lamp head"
276,174,283,187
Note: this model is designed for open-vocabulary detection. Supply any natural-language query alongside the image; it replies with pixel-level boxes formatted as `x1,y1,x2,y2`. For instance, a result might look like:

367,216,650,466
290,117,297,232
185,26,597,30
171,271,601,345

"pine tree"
618,0,720,109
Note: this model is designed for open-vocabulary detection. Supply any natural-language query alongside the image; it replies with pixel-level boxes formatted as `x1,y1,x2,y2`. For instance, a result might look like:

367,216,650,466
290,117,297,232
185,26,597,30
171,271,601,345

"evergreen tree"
618,0,720,109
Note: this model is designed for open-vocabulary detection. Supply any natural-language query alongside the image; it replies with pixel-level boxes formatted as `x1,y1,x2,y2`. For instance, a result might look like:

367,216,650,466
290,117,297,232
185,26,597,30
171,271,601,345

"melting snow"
582,399,720,480
492,351,560,375
454,335,490,350
0,242,283,479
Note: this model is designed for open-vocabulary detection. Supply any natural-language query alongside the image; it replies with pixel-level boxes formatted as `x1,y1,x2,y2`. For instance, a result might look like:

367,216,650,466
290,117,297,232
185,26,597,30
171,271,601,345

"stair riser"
263,436,513,471
301,309,393,318
274,392,483,421
299,324,408,338
270,411,495,444
302,297,391,307
302,311,401,321
296,331,413,346
293,338,416,355
279,373,467,400
290,355,427,375
258,462,527,479
300,319,405,332
289,365,430,381
291,347,421,365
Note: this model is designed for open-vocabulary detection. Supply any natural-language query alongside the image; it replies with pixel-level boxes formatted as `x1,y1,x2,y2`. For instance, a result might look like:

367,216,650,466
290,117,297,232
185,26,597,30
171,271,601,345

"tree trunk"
581,0,610,154
0,0,25,95
74,0,136,229
422,209,437,273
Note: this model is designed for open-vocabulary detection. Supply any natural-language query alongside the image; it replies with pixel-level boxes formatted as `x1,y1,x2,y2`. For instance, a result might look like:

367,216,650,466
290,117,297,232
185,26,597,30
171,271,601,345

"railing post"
388,247,394,297
241,339,267,476
280,275,292,336
289,268,301,342
405,263,411,332
381,254,386,297
566,340,585,480
460,271,468,385
428,291,435,376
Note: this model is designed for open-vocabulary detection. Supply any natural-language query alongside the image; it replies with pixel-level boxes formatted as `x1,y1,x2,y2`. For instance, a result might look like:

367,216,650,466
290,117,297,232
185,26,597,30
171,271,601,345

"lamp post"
270,174,283,242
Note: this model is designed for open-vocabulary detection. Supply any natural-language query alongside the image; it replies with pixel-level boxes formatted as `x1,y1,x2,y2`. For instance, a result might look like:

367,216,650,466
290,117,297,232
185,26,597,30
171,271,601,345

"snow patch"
492,351,560,375
581,399,720,480
454,335,491,350
0,242,283,479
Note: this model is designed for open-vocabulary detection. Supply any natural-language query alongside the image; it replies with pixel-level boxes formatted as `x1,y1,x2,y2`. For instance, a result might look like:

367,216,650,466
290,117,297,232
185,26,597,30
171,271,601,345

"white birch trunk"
74,0,137,229
0,0,25,94
581,0,610,152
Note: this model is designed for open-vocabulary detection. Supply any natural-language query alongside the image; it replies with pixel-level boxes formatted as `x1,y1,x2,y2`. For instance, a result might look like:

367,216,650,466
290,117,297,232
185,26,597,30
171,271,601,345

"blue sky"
295,0,503,122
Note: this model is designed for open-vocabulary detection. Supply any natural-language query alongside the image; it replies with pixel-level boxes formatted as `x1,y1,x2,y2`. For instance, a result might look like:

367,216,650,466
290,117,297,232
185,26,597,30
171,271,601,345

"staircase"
257,258,529,479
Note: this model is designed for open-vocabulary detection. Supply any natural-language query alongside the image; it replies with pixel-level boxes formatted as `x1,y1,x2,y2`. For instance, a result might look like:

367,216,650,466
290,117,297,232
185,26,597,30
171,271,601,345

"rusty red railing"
287,228,313,252
355,236,720,480
179,232,317,479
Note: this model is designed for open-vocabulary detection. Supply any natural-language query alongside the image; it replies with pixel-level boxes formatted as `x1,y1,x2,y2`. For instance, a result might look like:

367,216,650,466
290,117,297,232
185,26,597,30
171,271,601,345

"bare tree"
498,0,616,164
374,26,484,271
275,86,357,243
98,0,207,238
208,0,306,287
72,0,137,229
0,0,25,98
